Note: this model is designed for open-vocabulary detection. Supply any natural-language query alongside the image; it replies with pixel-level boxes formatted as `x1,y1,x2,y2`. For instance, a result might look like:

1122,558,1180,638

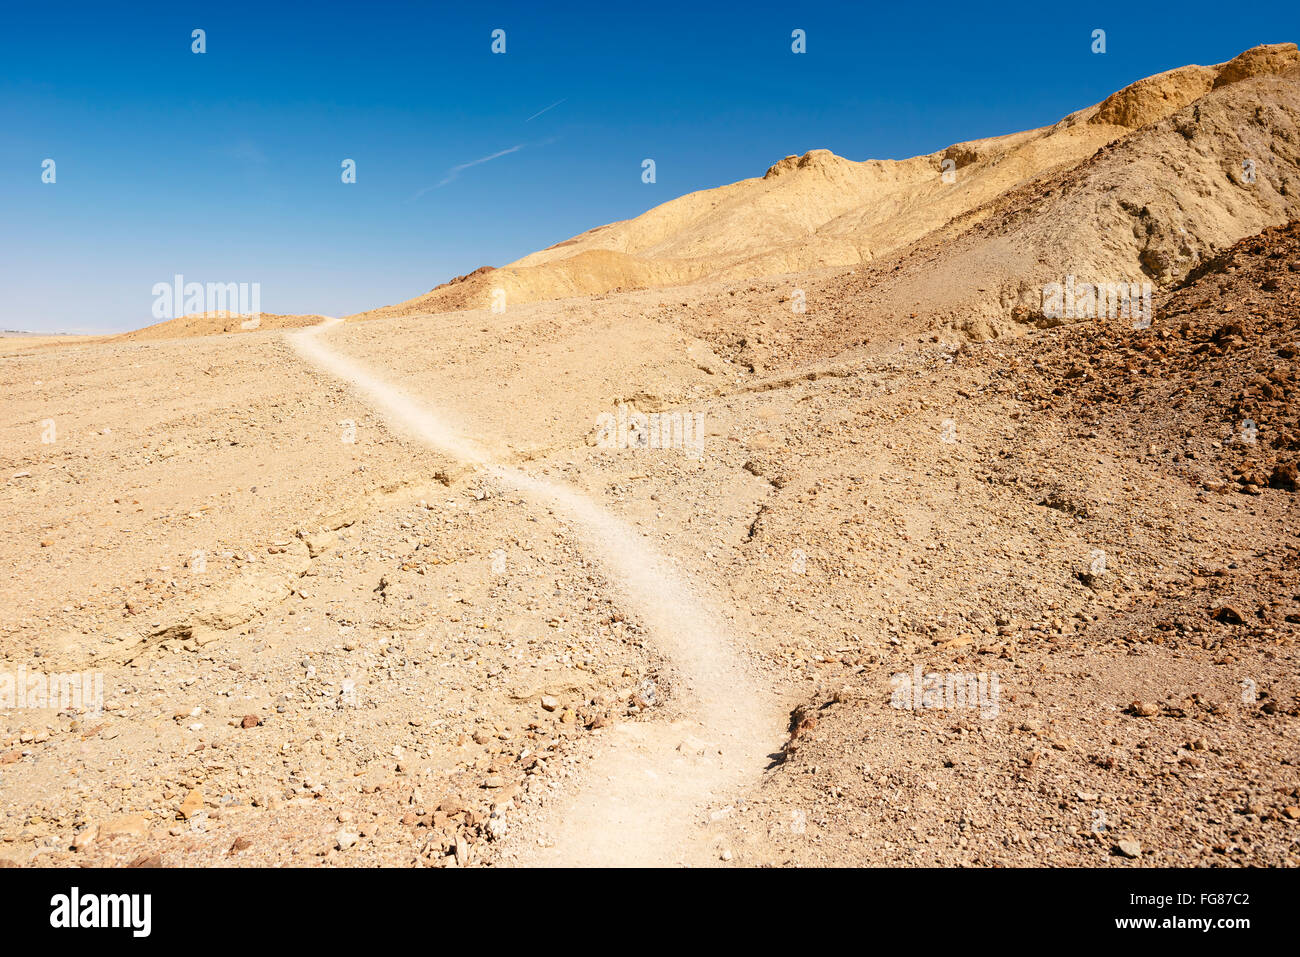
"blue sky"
2,1,1296,332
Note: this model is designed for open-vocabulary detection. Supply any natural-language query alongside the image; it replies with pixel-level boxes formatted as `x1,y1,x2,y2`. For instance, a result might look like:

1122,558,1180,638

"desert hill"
348,43,1299,324
116,311,329,341
817,57,1300,343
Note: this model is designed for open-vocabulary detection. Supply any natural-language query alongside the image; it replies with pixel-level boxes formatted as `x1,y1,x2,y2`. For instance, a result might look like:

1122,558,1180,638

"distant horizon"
3,0,1296,332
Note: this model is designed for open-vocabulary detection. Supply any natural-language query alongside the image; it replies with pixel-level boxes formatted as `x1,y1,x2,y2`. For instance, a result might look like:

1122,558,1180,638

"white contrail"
525,98,566,122
414,144,526,196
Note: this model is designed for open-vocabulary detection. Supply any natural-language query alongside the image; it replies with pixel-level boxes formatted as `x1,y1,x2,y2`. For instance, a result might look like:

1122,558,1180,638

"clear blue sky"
2,0,1295,332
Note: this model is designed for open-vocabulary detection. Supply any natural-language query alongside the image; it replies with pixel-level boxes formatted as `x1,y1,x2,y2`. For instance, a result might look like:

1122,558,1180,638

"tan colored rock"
101,814,150,838
299,529,338,558
178,789,204,820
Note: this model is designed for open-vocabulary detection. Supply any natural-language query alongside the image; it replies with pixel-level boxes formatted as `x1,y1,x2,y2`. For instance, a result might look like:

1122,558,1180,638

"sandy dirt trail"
289,319,783,866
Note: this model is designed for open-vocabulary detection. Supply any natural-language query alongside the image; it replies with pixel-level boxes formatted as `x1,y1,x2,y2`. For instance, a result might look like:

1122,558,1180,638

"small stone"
336,830,359,850
540,695,559,712
1269,461,1298,492
1114,840,1142,859
101,814,150,838
178,788,204,820
677,734,713,755
1211,605,1244,625
240,715,261,729
300,530,338,558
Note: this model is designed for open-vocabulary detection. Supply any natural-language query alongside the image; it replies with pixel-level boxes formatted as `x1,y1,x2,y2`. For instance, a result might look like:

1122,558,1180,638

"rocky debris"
1020,221,1300,494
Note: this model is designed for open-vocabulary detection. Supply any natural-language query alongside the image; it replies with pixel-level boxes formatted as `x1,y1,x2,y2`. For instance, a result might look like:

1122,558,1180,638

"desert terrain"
1,44,1297,868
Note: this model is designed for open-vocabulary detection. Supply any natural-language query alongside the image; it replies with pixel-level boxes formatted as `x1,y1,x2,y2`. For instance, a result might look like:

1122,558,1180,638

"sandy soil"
3,220,1295,866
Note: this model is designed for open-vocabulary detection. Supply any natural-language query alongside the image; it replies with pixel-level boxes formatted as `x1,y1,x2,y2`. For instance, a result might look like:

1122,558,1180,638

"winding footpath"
289,318,783,866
